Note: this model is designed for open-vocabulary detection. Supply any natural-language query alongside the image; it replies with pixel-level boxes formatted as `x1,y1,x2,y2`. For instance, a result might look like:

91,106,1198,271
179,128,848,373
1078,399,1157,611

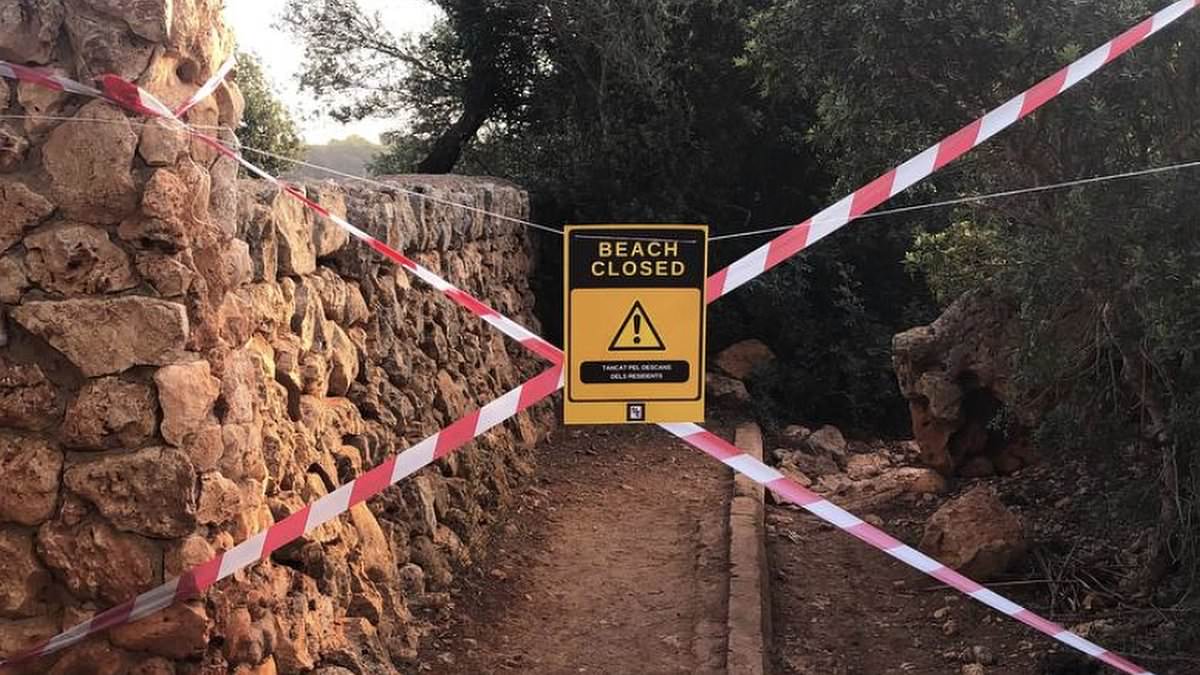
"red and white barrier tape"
1,3,1190,670
706,0,1199,301
175,56,236,117
0,62,102,98
0,57,566,366
661,424,1152,675
190,133,564,365
0,366,565,667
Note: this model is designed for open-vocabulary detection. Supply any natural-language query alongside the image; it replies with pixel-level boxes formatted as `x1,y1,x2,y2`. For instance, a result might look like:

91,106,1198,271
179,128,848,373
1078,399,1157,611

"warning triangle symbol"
609,301,666,351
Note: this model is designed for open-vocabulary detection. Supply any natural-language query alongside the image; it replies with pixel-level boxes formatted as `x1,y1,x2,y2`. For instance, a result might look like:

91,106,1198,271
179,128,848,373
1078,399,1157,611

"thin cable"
710,159,1200,242
229,141,565,236
0,113,229,133
0,112,564,237
10,112,1199,244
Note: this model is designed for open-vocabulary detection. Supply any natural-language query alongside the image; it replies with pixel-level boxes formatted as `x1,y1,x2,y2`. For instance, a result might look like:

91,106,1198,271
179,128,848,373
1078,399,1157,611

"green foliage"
287,0,1200,603
367,132,430,175
905,221,1007,306
282,1,544,171
811,0,1200,594
234,52,304,177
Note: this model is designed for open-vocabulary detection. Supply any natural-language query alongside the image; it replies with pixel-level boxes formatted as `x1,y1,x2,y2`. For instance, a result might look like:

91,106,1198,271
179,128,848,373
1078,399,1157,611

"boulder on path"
806,425,847,459
706,372,750,407
714,339,774,380
920,487,1026,581
893,290,1037,476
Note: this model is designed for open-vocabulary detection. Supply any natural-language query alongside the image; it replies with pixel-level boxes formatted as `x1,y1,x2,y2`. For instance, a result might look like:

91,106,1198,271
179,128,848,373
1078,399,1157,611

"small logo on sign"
627,403,646,422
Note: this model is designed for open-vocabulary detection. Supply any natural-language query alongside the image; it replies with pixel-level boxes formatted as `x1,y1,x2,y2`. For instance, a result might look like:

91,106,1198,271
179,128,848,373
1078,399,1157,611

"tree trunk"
417,69,499,174
1121,351,1183,590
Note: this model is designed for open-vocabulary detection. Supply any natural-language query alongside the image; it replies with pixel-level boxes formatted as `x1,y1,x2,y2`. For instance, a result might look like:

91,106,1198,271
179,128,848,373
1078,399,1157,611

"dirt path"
768,500,1071,675
420,424,732,674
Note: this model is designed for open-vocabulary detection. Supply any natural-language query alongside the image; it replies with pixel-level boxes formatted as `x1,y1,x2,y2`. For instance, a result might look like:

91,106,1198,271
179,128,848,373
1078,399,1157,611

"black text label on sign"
564,225,708,425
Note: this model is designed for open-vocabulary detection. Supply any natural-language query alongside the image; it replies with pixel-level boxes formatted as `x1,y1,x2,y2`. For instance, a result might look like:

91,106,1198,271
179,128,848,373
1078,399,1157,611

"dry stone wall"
0,3,551,673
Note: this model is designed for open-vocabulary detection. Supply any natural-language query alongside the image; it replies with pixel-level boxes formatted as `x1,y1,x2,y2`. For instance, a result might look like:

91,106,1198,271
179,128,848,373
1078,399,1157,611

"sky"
222,0,442,145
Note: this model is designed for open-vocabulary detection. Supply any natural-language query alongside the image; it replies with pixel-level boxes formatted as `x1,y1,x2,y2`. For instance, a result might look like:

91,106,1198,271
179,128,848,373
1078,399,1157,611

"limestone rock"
165,535,215,577
110,603,210,659
846,453,890,480
779,425,812,447
220,348,262,425
42,101,138,222
349,503,395,582
778,450,839,478
185,424,224,473
0,357,58,431
136,252,194,297
128,657,177,675
196,473,241,525
411,535,452,590
917,372,963,423
155,361,220,447
326,322,360,397
0,0,65,64
272,187,316,276
221,423,267,484
64,447,198,538
135,169,192,249
435,370,469,419
321,617,392,674
80,0,171,42
0,255,29,303
0,180,54,253
62,377,157,450
920,487,1026,581
807,425,847,458
893,291,1033,476
47,639,131,675
139,118,187,167
63,4,155,81
872,467,948,497
0,433,62,525
0,123,29,173
37,516,158,604
12,298,188,377
17,79,66,134
714,339,775,380
221,238,254,289
0,615,59,668
0,527,50,618
310,186,350,257
223,607,266,666
24,223,137,295
706,372,750,407
233,657,278,675
412,475,439,536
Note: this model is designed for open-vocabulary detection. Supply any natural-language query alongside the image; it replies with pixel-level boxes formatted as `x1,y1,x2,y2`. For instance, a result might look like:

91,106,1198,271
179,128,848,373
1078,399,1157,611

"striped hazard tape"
1,3,1193,672
661,424,1152,675
0,366,564,666
706,0,1200,301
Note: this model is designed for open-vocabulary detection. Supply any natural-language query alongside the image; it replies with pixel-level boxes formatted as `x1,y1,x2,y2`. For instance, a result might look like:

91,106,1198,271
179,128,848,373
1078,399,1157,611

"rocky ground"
406,415,1199,675
762,421,1200,675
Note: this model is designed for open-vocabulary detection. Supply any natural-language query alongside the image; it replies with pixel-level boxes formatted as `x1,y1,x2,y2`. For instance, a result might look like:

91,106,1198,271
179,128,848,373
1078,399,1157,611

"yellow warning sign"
609,301,665,351
564,225,708,425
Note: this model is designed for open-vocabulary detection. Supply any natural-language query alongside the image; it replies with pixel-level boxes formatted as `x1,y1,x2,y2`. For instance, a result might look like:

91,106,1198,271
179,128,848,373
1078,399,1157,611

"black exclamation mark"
633,313,642,345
